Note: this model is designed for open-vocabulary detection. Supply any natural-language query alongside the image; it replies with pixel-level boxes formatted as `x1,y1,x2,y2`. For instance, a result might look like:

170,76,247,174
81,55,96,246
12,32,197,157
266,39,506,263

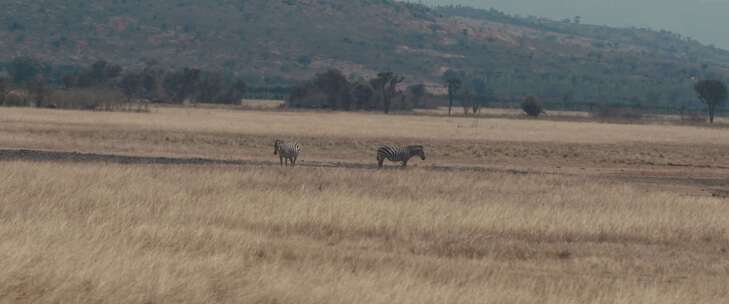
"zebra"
273,139,302,167
376,145,426,168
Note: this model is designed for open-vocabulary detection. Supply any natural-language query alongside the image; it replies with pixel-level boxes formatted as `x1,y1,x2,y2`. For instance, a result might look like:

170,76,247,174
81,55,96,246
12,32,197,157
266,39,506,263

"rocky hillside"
1,0,728,103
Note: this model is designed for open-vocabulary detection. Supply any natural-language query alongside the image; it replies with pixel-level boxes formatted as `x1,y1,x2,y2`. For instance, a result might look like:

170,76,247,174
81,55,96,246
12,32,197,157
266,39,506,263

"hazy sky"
419,0,729,50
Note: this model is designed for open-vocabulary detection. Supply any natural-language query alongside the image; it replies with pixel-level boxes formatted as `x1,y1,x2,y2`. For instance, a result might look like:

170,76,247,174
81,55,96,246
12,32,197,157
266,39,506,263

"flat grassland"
1,106,729,303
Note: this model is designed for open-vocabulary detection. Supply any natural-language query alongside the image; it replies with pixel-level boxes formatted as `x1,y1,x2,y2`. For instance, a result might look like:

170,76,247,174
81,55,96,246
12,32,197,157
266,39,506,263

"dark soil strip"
0,148,537,174
0,149,250,166
2,148,727,196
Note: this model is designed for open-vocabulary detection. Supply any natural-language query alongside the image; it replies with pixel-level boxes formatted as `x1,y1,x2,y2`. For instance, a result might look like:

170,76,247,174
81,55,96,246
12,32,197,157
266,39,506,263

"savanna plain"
1,106,729,303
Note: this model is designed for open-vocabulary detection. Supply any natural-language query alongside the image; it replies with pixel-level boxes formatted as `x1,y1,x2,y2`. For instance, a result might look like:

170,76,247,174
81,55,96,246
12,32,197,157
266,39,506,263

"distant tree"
694,80,728,123
462,86,479,116
119,73,142,102
71,60,121,88
469,77,490,114
197,72,224,103
232,79,247,96
90,60,122,85
313,69,351,109
140,69,159,99
75,72,95,88
0,77,8,106
461,86,473,115
27,76,48,108
562,92,574,105
406,84,427,108
90,60,108,80
105,64,123,80
61,74,77,89
371,72,404,114
352,82,374,110
287,84,311,108
443,70,462,116
163,68,201,103
369,77,385,109
521,96,544,117
219,79,247,104
71,60,124,88
396,93,411,111
8,57,40,85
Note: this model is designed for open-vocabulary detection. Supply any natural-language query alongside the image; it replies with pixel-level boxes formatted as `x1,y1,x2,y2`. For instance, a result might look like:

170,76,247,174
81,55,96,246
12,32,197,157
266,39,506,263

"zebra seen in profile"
273,139,302,167
376,145,426,168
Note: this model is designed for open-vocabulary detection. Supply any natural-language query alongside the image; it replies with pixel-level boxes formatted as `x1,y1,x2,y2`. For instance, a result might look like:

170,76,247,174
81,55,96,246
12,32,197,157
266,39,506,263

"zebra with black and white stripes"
274,139,302,167
376,145,426,168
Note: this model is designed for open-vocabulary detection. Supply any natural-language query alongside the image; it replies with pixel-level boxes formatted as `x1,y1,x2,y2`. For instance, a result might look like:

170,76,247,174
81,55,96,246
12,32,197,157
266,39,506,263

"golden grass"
2,106,729,146
1,161,728,303
180,99,285,111
2,105,729,302
3,106,729,172
240,99,285,110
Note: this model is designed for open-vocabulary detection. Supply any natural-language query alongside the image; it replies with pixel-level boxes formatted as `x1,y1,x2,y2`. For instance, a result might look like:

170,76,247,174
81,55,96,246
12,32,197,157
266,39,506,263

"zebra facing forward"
274,139,302,167
376,145,426,168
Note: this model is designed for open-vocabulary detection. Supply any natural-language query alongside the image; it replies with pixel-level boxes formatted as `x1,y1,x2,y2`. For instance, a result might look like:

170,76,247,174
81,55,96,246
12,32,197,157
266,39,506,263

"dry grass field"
1,105,729,303
3,106,729,164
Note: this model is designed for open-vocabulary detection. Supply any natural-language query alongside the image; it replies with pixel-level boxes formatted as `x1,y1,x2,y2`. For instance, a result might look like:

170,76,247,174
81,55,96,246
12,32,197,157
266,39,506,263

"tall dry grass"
1,161,728,303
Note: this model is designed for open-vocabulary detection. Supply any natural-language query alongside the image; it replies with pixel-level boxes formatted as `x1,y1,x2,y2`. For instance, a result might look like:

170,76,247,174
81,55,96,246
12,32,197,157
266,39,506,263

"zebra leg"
401,160,408,168
292,157,297,167
377,158,384,169
280,156,284,167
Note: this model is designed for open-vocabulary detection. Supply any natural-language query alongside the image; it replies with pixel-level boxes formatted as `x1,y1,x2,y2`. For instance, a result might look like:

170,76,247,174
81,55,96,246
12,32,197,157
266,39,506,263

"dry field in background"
1,106,729,303
4,106,729,146
2,106,729,194
1,162,729,303
2,107,729,165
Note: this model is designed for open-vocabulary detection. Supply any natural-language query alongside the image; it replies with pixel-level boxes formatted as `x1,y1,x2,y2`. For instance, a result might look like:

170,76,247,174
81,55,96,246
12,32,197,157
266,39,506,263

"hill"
1,0,729,105
427,0,729,50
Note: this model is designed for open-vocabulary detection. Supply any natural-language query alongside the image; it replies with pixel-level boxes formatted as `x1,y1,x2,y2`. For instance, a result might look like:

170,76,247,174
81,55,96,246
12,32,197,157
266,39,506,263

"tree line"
1,56,727,124
288,67,728,124
0,57,254,109
288,69,413,113
287,68,495,115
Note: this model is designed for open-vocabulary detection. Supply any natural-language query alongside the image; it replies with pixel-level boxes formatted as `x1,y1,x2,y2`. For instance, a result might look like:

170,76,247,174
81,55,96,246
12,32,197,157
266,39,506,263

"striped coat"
274,139,302,167
376,145,426,168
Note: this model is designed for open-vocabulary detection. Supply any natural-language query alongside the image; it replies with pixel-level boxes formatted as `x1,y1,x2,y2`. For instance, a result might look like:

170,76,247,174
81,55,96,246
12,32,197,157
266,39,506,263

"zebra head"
273,139,282,155
409,145,426,160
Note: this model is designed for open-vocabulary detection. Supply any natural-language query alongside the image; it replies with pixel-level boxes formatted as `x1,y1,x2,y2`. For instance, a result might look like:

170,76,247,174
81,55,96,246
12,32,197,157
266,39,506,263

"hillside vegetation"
1,0,729,105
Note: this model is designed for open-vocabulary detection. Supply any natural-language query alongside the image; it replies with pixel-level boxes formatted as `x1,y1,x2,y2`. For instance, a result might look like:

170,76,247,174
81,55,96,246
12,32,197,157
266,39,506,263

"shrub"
287,83,329,109
521,96,544,117
3,90,30,107
287,70,411,112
